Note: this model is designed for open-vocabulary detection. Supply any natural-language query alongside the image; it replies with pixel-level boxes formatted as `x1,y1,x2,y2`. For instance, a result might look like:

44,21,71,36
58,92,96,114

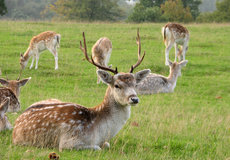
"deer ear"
97,70,113,85
179,60,188,67
0,78,9,86
135,69,151,83
18,77,31,87
0,97,10,117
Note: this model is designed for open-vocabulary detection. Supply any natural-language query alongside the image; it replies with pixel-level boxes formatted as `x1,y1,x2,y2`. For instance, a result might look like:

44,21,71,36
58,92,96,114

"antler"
17,69,22,81
129,28,146,73
80,32,118,74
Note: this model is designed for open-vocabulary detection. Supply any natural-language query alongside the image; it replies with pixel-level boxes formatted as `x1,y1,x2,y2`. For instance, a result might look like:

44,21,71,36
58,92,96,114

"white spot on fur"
44,106,54,109
69,119,75,124
79,111,82,114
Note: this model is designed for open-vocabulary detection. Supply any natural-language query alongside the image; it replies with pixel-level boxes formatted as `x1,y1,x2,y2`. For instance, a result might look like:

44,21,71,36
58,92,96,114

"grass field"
0,21,230,160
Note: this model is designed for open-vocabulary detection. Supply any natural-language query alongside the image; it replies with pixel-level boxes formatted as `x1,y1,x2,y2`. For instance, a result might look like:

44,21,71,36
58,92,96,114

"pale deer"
92,37,112,84
13,30,150,151
136,60,188,94
0,97,12,132
0,75,31,112
162,23,189,66
20,31,61,70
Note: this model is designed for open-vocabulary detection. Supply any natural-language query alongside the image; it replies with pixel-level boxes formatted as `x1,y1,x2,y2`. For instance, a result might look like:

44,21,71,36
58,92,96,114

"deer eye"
114,84,120,89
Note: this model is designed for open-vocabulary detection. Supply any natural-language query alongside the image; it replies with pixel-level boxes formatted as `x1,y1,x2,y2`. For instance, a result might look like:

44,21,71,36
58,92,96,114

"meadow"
0,21,230,160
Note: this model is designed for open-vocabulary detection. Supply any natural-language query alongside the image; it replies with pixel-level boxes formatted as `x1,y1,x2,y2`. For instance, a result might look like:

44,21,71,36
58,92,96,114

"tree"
181,0,201,19
0,0,7,15
161,0,193,22
47,0,124,21
196,0,230,22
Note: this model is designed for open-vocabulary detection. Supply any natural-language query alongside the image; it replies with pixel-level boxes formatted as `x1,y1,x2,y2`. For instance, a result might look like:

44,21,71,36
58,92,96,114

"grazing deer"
92,37,112,84
162,23,189,66
0,98,12,132
136,60,188,94
13,30,150,151
20,31,61,70
0,74,31,112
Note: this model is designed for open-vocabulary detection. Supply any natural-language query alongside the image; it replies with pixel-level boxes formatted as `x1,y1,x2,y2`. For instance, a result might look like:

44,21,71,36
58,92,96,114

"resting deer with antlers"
0,73,31,112
0,98,12,132
136,60,188,94
92,37,112,84
20,31,61,70
13,30,150,151
162,23,189,66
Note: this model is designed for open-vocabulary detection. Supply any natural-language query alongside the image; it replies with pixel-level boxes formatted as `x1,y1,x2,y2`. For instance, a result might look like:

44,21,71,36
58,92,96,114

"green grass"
0,21,230,160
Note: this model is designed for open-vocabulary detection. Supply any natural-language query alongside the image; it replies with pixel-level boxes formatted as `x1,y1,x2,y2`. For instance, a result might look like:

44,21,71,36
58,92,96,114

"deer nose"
130,97,139,104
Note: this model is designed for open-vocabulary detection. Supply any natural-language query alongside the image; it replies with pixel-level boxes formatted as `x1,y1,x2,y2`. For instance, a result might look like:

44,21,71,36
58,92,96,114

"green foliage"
0,0,7,16
47,0,124,21
128,3,162,22
128,0,198,22
1,21,230,159
196,0,230,22
181,0,201,19
161,0,193,22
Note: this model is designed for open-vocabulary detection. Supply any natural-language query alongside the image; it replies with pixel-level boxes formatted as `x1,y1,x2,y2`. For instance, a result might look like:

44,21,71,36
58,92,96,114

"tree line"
0,0,230,23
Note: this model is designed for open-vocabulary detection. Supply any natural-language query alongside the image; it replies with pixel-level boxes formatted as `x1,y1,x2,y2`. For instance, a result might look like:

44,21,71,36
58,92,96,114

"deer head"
168,60,188,77
0,75,31,98
80,30,150,106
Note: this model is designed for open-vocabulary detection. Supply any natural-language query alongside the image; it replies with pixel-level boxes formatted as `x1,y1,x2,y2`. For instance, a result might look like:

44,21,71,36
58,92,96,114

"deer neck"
23,47,33,61
92,86,131,117
90,86,131,139
167,70,179,85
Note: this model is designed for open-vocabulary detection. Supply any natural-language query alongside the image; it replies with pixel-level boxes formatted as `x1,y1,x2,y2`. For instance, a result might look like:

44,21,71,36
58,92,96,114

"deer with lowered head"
162,23,189,66
0,97,12,132
92,37,112,84
136,60,188,94
12,30,150,151
0,72,31,112
20,31,61,70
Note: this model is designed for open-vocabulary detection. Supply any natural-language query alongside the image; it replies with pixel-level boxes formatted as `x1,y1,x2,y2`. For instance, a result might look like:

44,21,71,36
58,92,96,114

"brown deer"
162,23,189,65
0,97,12,132
0,74,31,112
136,60,188,94
92,37,112,84
20,31,61,70
12,30,150,151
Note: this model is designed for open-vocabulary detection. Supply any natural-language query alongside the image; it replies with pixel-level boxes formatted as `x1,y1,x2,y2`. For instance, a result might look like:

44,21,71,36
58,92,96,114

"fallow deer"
12,30,150,151
92,37,112,84
20,31,61,70
0,74,31,112
136,60,188,94
0,97,12,132
162,23,189,65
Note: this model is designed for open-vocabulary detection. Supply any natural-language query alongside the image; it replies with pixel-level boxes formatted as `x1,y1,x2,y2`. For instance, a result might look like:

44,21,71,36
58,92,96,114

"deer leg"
181,43,188,61
48,47,58,70
59,137,101,152
35,52,39,70
174,43,179,62
30,55,35,69
165,42,173,66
